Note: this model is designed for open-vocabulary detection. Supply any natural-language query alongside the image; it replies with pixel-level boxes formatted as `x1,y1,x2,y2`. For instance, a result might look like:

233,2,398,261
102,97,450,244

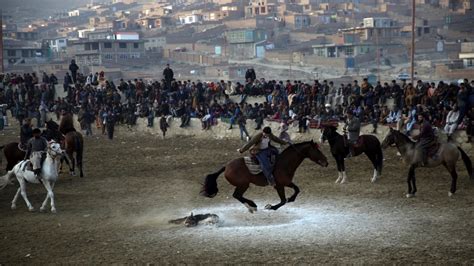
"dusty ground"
1,125,474,264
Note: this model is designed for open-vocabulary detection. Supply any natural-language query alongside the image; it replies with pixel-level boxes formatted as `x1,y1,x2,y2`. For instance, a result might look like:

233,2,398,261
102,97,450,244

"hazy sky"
1,0,103,18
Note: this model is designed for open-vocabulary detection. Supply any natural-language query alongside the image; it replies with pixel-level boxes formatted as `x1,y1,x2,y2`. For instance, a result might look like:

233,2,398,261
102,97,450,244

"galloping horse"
201,141,329,212
381,128,472,197
320,126,383,183
0,120,63,172
59,113,84,177
0,140,63,213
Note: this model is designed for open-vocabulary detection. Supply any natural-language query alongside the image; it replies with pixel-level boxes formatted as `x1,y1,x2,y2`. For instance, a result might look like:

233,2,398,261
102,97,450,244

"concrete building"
459,42,474,68
178,14,203,25
245,0,276,18
339,17,400,42
226,29,267,59
69,39,145,66
3,39,49,68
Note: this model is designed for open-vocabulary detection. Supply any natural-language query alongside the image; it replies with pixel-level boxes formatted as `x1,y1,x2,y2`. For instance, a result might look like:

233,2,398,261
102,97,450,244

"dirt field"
1,125,474,264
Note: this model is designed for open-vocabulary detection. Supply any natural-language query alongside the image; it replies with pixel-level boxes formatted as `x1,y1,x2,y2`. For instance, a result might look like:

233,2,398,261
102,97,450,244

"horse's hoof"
70,171,76,176
340,179,348,184
40,207,46,213
406,194,415,198
335,178,341,184
244,203,257,213
371,178,377,183
51,208,57,214
28,207,35,212
448,192,454,197
264,204,273,210
11,205,16,210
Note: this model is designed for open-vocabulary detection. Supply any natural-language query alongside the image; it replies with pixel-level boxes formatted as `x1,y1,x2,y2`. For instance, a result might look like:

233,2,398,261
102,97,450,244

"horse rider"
20,118,33,150
343,111,361,157
24,128,48,180
413,113,436,166
238,126,288,186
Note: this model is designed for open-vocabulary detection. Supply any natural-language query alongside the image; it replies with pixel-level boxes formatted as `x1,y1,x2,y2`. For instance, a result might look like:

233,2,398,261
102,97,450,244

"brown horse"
201,141,329,212
59,113,85,177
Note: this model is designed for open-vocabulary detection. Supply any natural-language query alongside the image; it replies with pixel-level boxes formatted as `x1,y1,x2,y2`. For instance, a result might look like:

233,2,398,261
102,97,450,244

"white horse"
0,141,63,213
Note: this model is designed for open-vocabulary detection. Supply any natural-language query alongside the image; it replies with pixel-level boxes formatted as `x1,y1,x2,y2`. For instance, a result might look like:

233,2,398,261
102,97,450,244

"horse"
0,140,63,213
58,113,85,177
200,140,329,212
0,120,63,172
320,125,383,184
381,128,472,198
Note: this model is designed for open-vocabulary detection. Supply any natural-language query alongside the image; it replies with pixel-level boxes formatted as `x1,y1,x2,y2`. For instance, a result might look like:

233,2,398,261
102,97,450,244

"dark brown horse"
59,113,85,177
320,125,383,184
0,120,63,172
201,141,329,212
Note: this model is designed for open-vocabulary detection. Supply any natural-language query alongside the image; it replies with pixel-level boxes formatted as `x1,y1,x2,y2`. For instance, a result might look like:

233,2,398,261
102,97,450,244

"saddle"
244,157,263,175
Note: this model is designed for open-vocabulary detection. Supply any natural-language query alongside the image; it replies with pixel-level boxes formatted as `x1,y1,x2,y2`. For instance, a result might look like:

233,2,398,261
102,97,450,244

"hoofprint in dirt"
1,125,474,264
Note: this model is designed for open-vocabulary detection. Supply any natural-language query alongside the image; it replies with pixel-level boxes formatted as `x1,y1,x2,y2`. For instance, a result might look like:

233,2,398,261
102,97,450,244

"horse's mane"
59,114,76,135
393,129,415,145
280,141,315,155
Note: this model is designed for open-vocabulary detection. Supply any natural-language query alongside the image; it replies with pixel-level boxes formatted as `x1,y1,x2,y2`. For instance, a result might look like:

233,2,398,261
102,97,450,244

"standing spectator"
63,72,72,93
245,68,256,82
106,110,116,140
159,114,168,139
237,114,250,141
69,60,79,84
465,106,474,143
163,64,174,90
444,105,460,139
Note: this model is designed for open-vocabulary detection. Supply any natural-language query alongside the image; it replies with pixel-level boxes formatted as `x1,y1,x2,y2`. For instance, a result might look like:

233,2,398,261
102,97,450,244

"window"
466,59,473,67
104,42,112,49
85,43,91,50
424,27,430,34
345,46,354,56
119,42,127,49
91,43,99,50
58,40,65,43
7,50,16,57
22,50,29,57
133,43,139,49
103,54,113,60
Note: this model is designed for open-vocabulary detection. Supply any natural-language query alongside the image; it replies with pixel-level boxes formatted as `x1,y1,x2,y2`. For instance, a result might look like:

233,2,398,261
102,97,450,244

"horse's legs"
68,152,76,176
287,182,300,202
406,166,416,198
18,179,34,211
365,152,380,183
444,163,458,196
340,158,348,183
334,155,343,183
11,187,21,210
232,185,257,213
265,185,287,210
78,156,84,178
41,180,56,213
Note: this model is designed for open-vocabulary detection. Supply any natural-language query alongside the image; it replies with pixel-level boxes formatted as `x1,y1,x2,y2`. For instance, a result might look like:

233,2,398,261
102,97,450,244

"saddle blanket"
244,157,262,175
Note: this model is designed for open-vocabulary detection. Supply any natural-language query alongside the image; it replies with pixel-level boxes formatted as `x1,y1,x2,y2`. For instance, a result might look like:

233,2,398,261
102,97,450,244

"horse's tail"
200,167,225,198
0,171,13,190
457,147,473,179
74,133,83,164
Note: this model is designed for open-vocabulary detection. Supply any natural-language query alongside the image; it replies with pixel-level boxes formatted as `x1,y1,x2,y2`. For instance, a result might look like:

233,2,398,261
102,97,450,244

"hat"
325,103,331,108
263,127,272,134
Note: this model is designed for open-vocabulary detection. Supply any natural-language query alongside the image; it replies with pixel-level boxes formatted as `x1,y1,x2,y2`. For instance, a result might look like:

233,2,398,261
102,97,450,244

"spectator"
69,60,79,84
444,105,460,139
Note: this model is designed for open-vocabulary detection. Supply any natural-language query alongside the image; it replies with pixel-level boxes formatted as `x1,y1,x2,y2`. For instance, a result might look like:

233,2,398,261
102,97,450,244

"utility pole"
410,0,416,85
376,25,380,82
0,9,4,73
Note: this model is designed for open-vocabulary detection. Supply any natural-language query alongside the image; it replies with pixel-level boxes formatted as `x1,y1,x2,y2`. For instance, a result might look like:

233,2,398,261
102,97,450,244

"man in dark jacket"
238,126,288,186
69,60,79,84
20,118,33,149
24,128,48,179
413,113,436,166
163,64,174,90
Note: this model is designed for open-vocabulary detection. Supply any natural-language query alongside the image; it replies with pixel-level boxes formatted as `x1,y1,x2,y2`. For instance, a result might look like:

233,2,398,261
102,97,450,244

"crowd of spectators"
1,65,473,142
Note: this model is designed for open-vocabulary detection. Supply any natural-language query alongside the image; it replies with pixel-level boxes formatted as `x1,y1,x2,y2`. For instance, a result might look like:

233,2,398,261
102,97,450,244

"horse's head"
48,141,63,158
306,140,329,167
320,125,337,143
381,127,396,149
